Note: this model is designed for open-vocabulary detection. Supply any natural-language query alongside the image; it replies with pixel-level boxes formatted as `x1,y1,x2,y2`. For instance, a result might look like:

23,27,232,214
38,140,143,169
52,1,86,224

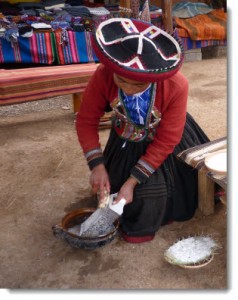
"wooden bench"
0,63,98,113
177,137,227,216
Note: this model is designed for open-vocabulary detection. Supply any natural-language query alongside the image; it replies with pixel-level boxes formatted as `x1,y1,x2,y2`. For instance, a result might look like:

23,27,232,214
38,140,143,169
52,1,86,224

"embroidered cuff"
130,159,155,184
84,148,105,170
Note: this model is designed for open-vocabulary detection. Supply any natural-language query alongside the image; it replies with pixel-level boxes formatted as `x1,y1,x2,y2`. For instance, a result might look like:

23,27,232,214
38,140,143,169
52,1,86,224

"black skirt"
103,113,210,237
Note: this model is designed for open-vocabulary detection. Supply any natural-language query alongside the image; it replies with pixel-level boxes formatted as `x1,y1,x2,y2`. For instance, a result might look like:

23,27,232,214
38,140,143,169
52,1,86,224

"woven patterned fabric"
139,0,151,23
174,9,227,41
0,63,98,105
0,31,99,65
177,137,226,169
177,137,227,189
0,32,56,64
179,35,227,51
54,30,98,65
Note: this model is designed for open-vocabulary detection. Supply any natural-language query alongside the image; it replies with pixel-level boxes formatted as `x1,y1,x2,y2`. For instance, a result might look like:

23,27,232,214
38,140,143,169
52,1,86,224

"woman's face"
113,74,150,95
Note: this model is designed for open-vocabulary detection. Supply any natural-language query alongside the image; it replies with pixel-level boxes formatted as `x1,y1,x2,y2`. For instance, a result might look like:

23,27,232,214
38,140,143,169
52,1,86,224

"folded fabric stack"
172,2,227,40
0,1,163,66
0,0,112,42
171,1,227,51
41,0,68,10
65,5,91,17
174,9,227,41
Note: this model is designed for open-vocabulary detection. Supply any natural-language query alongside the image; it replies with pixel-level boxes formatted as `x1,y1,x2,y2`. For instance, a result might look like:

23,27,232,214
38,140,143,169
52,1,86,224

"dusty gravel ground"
0,57,228,291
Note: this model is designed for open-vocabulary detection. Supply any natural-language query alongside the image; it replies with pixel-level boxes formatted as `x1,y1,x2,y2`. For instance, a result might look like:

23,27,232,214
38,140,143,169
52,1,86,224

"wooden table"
177,137,227,216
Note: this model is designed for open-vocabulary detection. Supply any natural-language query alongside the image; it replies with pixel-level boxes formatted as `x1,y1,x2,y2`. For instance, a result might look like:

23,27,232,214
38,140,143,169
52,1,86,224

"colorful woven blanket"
175,9,227,40
179,36,227,51
0,32,55,64
0,63,98,104
0,31,99,65
54,30,98,65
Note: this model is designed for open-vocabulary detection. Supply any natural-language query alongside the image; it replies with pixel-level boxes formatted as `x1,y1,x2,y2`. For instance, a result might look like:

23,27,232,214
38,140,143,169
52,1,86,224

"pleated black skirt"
103,113,210,237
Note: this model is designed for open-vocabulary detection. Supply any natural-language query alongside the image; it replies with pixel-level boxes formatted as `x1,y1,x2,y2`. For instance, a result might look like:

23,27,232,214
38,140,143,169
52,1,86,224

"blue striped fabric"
35,33,49,64
179,35,227,51
0,32,55,64
55,31,99,65
0,36,39,64
0,31,99,65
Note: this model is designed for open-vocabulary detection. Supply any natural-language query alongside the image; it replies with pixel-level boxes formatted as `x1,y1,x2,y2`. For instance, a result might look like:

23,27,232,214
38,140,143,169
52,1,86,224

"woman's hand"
113,176,138,205
89,164,110,201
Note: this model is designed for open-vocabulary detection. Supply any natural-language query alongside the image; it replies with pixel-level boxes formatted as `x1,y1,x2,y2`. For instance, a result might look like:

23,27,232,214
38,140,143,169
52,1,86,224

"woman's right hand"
89,164,110,201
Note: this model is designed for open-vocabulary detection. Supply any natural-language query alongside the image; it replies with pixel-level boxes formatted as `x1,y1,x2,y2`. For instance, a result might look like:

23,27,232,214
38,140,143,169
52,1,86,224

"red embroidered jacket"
76,64,188,183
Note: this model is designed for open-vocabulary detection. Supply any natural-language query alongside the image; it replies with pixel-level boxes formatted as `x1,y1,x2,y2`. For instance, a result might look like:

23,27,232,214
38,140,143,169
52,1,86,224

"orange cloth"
174,9,227,40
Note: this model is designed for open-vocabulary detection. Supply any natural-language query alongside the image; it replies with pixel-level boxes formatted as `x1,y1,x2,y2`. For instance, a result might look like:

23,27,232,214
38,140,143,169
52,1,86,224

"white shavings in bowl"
164,236,218,265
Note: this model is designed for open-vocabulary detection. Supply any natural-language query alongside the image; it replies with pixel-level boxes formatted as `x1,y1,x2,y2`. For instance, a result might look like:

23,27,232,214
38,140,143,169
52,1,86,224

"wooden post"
72,93,83,113
120,0,131,9
119,0,131,17
198,168,215,216
161,0,173,32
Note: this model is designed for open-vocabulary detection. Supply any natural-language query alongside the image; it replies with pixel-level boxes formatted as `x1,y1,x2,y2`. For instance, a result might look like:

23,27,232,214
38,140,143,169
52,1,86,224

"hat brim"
92,18,184,82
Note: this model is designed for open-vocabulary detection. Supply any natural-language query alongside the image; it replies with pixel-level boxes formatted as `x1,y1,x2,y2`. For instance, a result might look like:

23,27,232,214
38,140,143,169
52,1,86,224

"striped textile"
54,31,99,65
177,137,227,189
0,63,98,105
0,31,99,65
174,9,227,40
179,35,227,51
0,32,56,64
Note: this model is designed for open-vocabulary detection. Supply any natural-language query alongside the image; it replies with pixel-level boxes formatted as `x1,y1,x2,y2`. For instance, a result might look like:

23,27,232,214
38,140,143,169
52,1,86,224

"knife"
77,194,126,237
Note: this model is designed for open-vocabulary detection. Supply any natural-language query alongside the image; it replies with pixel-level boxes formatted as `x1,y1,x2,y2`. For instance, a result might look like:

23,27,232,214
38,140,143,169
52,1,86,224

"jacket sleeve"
131,72,188,183
75,64,114,170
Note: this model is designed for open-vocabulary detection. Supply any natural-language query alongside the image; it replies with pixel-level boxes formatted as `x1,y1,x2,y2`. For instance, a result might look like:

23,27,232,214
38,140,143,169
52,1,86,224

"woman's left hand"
113,176,138,205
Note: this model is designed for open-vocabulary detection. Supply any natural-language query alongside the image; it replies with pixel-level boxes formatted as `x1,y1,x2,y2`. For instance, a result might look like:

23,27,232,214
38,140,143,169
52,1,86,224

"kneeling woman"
76,18,209,243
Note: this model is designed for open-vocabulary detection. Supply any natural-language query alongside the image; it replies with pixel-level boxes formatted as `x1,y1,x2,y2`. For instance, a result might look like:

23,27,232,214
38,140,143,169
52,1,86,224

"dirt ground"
0,57,227,290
